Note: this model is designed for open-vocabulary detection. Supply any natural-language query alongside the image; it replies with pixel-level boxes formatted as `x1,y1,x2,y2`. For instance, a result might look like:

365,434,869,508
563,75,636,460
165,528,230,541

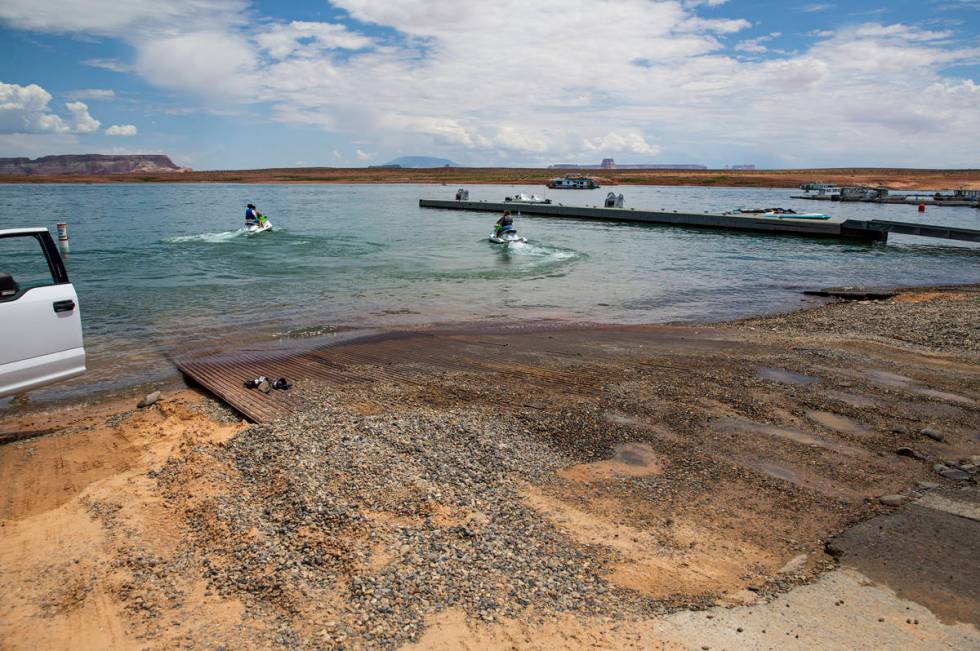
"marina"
420,198,980,243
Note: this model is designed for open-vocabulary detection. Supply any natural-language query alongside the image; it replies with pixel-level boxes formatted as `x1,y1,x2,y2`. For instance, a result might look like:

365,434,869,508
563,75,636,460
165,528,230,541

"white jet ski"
245,220,273,233
505,192,551,204
489,227,527,244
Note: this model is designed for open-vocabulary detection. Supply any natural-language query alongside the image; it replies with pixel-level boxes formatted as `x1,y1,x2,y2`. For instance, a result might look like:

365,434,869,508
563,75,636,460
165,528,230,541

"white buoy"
56,223,69,252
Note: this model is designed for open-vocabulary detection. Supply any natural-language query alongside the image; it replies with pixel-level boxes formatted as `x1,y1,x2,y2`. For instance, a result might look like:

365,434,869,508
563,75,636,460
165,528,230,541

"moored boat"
547,175,599,189
728,207,831,220
505,193,551,204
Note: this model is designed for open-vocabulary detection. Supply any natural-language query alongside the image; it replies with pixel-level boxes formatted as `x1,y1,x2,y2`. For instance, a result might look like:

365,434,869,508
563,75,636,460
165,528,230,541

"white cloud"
0,83,111,136
0,0,246,37
82,58,130,72
136,30,257,98
355,149,371,161
105,124,138,136
0,82,69,133
65,101,100,133
256,21,374,60
735,32,782,54
66,88,116,100
583,132,661,155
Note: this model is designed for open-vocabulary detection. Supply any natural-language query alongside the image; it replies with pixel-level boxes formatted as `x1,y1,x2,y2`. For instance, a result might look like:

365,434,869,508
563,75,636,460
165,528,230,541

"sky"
0,0,978,170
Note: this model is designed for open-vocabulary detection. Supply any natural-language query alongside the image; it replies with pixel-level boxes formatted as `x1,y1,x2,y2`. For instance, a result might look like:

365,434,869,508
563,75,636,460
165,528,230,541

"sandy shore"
2,167,980,190
1,286,977,648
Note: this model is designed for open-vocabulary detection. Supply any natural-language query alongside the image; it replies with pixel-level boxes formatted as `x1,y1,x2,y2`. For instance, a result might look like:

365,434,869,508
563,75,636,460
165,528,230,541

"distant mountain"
0,154,189,176
383,156,460,168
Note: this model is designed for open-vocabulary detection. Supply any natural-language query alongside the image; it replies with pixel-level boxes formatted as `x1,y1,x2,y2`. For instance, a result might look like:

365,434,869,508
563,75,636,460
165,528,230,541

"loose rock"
896,447,925,460
934,465,970,481
137,391,161,408
920,428,944,442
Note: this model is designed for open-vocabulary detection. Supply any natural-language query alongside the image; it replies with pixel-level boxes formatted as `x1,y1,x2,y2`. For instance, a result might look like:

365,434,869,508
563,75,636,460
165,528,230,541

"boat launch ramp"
419,199,980,244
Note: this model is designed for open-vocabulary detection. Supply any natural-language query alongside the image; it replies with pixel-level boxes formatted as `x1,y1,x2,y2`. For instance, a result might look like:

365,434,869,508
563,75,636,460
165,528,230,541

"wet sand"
2,167,979,189
0,286,977,648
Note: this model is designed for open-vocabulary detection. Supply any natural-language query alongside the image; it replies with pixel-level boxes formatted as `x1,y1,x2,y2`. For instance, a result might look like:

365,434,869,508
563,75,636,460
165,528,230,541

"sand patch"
558,443,664,482
805,410,868,436
0,391,255,649
521,486,779,600
893,291,969,304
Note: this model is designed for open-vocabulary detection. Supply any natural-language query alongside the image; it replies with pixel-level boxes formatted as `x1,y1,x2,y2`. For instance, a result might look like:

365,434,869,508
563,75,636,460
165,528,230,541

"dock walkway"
841,219,980,243
420,199,980,243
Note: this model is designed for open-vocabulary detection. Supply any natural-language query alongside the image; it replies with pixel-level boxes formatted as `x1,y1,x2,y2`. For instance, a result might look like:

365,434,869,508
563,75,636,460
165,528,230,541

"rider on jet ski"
494,210,514,236
245,203,267,227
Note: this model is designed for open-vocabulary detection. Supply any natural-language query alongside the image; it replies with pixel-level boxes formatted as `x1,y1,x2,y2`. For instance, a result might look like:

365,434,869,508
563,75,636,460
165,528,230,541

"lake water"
1,182,978,404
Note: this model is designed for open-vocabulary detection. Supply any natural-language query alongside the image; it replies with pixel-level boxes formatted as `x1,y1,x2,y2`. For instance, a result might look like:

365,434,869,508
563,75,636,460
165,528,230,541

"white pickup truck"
0,228,86,398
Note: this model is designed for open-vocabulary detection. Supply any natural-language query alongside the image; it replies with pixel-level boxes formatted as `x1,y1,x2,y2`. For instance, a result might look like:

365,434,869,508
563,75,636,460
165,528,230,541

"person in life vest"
245,203,267,227
494,210,514,236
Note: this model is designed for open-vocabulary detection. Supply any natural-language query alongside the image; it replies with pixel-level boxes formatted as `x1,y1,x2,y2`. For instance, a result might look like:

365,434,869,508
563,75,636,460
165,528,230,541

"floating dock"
421,199,879,240
420,199,980,243
838,219,979,243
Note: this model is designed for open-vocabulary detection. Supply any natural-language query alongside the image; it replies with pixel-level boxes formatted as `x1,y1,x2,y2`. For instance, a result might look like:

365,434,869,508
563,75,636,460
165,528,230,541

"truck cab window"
0,235,57,298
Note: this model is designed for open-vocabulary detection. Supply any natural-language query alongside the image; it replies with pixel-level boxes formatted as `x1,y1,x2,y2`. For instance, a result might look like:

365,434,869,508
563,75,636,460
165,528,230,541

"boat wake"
496,240,579,263
163,228,274,244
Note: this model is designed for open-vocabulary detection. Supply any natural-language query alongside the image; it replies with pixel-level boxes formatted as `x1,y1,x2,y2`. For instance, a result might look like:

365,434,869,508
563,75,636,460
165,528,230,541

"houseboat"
547,175,600,189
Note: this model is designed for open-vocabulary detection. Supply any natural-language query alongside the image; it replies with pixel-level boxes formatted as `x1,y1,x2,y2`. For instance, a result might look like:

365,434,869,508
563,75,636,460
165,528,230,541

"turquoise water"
1,182,978,402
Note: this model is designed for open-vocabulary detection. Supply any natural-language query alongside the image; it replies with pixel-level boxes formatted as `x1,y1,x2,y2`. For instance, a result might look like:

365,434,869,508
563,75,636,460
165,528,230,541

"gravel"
154,390,660,647
190,395,244,424
731,286,980,354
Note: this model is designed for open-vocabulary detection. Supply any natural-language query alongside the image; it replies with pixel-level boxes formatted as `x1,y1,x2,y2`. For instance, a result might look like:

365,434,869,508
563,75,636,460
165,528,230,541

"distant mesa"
375,156,461,169
0,154,190,176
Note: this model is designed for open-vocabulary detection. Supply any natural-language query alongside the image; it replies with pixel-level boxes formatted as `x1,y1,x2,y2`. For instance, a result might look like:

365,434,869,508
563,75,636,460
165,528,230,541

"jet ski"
761,212,830,220
489,226,527,244
729,207,831,220
245,219,273,233
505,192,551,204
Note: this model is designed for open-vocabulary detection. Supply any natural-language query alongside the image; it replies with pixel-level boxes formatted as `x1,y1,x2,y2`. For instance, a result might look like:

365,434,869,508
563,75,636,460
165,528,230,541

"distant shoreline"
1,167,979,190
